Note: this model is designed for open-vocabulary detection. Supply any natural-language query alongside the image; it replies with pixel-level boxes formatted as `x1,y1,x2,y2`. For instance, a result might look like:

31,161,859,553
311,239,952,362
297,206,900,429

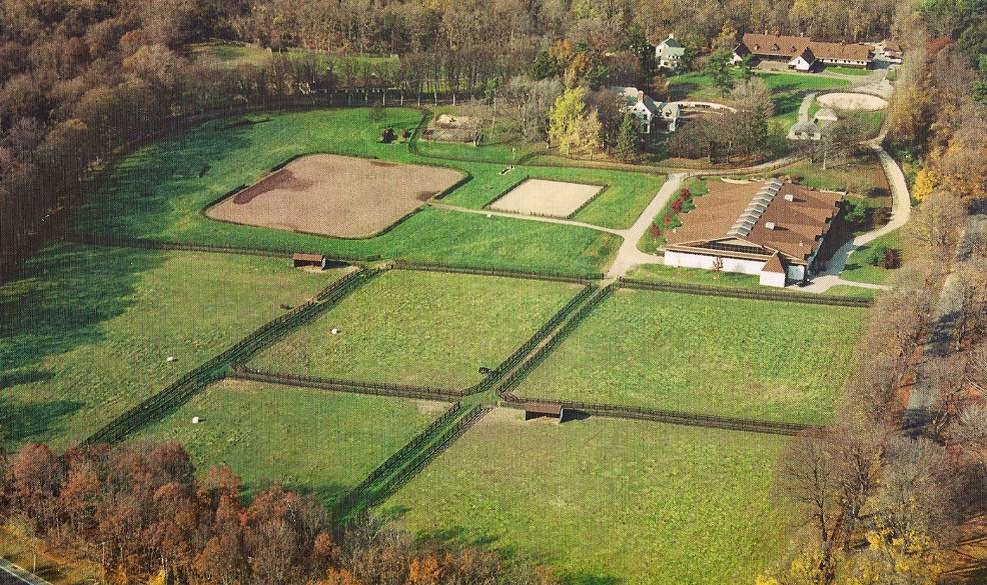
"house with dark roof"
613,87,679,133
732,33,872,70
663,179,844,286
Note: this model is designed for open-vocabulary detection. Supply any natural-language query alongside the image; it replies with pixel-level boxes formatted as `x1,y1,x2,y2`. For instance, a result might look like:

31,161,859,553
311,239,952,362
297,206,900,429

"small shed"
524,402,566,422
292,253,329,270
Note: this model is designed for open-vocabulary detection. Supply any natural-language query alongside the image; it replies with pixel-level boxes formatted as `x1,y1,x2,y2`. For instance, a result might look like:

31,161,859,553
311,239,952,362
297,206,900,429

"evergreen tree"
614,112,642,162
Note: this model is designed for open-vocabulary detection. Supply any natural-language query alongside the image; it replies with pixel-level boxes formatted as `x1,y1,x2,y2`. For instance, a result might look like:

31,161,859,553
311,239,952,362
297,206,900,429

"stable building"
663,179,843,286
732,33,872,70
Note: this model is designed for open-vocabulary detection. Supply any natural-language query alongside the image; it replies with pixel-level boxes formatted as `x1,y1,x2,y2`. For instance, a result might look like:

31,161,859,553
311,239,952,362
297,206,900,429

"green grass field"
842,230,902,285
0,244,340,448
137,379,446,502
514,288,867,424
249,269,583,389
73,108,620,275
383,409,793,585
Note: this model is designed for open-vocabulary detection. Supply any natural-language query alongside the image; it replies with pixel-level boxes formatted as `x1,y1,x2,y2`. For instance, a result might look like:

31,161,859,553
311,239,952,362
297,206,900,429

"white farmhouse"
654,34,686,71
613,87,679,133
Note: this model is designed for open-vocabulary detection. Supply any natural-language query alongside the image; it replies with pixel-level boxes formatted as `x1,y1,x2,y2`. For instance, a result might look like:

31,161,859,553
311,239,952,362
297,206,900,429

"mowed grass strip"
249,270,584,389
0,244,341,448
137,379,446,503
383,409,793,585
73,108,620,275
514,288,867,425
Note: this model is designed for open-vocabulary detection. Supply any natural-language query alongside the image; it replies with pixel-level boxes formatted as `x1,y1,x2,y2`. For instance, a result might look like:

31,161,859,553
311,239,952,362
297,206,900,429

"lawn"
842,229,903,285
626,264,763,289
73,108,620,276
383,409,794,585
0,244,340,448
773,153,891,207
514,288,868,425
822,65,872,76
248,269,584,389
137,379,446,502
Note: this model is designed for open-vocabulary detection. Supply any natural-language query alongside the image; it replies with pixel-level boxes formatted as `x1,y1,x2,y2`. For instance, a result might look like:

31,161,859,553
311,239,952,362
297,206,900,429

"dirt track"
208,154,465,238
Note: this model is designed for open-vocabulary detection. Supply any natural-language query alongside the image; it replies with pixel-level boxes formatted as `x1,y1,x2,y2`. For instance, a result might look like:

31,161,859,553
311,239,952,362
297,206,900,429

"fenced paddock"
488,178,604,218
206,154,466,238
135,379,447,504
381,408,795,585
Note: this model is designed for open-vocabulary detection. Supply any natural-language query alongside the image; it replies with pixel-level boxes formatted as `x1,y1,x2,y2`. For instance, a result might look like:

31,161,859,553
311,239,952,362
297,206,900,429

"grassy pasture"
137,380,445,502
0,244,340,448
249,269,583,389
383,409,793,585
514,288,867,425
74,108,620,275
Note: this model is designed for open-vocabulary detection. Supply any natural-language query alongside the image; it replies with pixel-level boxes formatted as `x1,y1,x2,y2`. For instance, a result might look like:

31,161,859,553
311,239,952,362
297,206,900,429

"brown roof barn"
665,179,843,268
736,33,872,66
292,253,329,270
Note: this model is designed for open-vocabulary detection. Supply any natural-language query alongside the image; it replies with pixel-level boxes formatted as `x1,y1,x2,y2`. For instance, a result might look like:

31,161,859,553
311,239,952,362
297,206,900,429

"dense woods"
0,440,558,584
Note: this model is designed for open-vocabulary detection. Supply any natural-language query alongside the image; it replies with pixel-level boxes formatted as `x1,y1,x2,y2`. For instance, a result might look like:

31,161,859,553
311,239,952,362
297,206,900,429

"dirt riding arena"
488,179,603,218
207,154,465,238
816,93,888,111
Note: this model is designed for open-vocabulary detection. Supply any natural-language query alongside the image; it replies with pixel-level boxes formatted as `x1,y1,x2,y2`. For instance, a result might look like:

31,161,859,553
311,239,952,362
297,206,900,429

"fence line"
617,277,874,308
85,269,377,444
65,233,380,263
496,284,617,397
329,402,465,520
359,405,489,512
232,367,464,401
391,259,602,284
498,394,813,436
464,284,597,395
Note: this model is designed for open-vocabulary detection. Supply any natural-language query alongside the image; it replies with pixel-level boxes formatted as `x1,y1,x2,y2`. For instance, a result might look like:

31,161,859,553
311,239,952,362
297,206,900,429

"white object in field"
167,356,176,363
331,328,340,335
486,213,493,218
191,417,200,424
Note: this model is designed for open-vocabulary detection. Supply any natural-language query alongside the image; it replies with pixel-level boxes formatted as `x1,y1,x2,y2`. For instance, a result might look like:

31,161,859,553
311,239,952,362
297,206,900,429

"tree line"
759,2,987,582
0,439,560,585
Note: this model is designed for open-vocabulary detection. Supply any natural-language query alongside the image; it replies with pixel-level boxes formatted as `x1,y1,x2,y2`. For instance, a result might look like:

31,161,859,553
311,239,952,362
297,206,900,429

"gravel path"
605,173,685,278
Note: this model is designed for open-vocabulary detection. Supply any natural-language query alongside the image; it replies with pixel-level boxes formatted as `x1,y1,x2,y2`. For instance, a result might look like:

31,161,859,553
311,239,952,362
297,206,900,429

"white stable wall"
664,250,766,275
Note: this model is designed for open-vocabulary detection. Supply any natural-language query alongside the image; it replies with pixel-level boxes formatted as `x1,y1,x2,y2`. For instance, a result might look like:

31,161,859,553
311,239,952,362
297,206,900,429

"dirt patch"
232,169,313,204
489,178,603,218
816,92,888,111
208,154,466,238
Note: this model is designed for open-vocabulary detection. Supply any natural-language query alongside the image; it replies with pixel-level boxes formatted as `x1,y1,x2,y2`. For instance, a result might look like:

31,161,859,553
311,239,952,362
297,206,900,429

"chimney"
766,221,776,230
668,33,675,39
637,91,645,104
784,193,795,202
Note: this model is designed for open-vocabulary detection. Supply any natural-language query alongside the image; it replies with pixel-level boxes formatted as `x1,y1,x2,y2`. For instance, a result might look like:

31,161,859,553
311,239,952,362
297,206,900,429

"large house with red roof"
732,33,872,71
663,179,844,287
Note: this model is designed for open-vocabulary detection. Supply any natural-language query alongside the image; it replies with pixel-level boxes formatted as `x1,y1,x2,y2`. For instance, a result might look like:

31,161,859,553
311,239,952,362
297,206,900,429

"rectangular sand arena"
207,154,465,238
489,178,603,217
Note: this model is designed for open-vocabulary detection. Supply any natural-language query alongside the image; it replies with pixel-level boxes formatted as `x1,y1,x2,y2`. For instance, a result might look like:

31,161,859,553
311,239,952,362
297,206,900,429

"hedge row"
463,284,597,395
617,277,874,308
85,268,378,445
391,259,602,284
231,367,464,401
329,401,465,521
66,233,381,263
496,284,617,397
498,397,813,436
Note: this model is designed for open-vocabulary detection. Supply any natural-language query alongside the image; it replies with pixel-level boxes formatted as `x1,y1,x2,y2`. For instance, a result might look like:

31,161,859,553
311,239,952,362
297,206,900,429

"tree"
548,87,586,156
613,112,641,162
704,48,734,94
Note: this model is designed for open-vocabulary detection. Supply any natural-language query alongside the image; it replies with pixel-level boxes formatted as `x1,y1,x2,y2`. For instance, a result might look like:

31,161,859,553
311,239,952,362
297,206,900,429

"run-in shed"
292,253,329,270
524,402,565,422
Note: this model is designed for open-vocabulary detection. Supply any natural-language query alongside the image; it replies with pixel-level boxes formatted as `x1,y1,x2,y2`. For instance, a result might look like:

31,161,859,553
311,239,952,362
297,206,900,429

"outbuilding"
292,252,330,270
524,402,566,422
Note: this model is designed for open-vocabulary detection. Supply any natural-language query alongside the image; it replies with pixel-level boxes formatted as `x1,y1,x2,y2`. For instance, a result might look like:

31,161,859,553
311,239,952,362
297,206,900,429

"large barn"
732,33,872,70
663,179,844,287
